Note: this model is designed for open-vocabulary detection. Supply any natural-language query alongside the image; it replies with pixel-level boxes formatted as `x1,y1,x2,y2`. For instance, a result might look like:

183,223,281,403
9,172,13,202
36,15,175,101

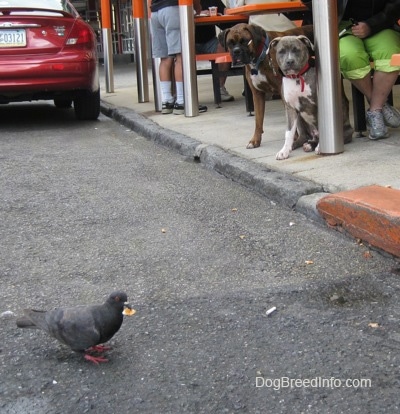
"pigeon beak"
122,303,136,316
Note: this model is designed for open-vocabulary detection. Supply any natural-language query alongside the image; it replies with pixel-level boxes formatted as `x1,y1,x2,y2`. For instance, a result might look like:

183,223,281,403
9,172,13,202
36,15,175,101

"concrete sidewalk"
99,62,400,258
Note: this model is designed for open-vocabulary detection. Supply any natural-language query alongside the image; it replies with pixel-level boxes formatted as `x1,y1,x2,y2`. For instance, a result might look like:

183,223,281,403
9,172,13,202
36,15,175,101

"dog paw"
302,142,313,152
315,144,320,155
246,141,260,149
276,149,290,160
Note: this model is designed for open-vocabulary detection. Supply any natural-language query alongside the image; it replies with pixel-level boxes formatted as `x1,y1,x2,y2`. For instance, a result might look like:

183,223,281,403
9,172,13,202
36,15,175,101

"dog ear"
297,35,314,51
218,29,230,51
247,24,266,48
266,37,281,56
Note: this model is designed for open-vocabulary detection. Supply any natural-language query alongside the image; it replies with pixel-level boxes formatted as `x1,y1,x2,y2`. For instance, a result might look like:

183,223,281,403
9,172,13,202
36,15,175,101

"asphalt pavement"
99,62,400,258
1,105,400,413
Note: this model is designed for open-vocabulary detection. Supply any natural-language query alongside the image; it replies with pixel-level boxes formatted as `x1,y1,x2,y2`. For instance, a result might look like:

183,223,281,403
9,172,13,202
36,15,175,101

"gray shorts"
151,6,181,58
195,37,219,54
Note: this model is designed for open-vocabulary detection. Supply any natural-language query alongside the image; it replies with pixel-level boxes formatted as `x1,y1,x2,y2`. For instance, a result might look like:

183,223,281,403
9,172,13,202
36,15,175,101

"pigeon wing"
44,306,102,351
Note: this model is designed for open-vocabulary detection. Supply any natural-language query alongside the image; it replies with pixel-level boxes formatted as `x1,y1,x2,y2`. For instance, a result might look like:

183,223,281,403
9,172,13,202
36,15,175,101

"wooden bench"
196,52,254,112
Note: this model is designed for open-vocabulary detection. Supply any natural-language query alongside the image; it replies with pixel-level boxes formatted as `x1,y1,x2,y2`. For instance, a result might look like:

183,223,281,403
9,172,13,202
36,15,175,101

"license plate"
0,29,26,48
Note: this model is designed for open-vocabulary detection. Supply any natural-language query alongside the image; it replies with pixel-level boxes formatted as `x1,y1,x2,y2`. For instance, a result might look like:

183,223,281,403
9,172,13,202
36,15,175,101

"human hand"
351,22,371,39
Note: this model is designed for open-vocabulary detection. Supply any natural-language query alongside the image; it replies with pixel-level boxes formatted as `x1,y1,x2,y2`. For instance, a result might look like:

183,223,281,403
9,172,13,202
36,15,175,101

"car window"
0,0,77,15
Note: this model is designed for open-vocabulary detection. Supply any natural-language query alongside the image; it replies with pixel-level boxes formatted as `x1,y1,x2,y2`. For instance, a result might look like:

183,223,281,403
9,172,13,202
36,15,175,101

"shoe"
382,103,400,128
220,86,234,102
161,101,174,114
173,102,184,115
366,109,389,140
173,102,208,115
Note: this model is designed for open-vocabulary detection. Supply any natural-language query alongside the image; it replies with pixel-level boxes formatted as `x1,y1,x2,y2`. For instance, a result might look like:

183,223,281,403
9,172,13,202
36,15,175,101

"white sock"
160,81,174,103
176,82,184,105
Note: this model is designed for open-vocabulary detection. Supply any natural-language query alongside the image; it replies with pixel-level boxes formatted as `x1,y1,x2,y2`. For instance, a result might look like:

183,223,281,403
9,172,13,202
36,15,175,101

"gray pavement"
99,62,400,214
2,104,400,413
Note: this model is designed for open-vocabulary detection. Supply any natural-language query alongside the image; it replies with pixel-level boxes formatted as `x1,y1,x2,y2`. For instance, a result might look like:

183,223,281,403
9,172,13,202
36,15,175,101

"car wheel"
54,98,73,108
74,89,100,120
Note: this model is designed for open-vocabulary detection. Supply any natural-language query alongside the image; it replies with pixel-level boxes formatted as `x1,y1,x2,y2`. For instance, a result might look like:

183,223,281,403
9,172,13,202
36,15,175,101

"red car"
0,0,100,120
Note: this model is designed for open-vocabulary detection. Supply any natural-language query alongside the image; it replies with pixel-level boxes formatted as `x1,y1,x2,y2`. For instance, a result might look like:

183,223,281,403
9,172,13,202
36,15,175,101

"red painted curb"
316,185,400,258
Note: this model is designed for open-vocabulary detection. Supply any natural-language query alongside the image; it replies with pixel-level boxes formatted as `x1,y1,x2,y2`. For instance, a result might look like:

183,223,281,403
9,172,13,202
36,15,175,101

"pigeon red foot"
84,344,112,364
84,353,109,364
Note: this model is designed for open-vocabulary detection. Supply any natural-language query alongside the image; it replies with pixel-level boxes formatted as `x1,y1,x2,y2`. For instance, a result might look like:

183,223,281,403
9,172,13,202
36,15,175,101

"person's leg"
366,29,400,131
174,54,184,107
159,57,174,82
370,71,399,110
151,10,175,112
339,30,372,97
161,6,185,111
341,30,400,111
339,29,395,139
366,29,400,111
207,37,234,101
195,37,234,103
348,74,373,103
159,57,175,112
174,54,183,82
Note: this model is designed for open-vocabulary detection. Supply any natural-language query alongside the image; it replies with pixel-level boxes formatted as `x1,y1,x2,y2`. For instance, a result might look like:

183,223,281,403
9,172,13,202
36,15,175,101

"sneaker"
220,86,234,102
161,101,174,114
366,109,389,140
173,102,184,115
382,103,400,128
173,102,208,115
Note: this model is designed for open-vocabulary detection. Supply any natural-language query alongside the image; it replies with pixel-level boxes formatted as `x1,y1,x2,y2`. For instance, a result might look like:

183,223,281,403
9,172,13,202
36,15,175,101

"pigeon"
16,291,135,364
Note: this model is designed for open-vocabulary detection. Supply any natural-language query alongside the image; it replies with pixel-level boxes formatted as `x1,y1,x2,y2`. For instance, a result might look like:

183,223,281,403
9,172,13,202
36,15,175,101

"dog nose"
232,47,241,56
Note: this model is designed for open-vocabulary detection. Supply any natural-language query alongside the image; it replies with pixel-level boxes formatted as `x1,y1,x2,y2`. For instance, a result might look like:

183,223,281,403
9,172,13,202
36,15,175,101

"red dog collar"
285,62,311,92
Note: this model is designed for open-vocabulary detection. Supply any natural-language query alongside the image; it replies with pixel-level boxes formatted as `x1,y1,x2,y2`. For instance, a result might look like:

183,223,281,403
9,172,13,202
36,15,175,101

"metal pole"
312,0,344,154
152,58,163,111
101,0,114,93
179,0,199,117
133,0,149,102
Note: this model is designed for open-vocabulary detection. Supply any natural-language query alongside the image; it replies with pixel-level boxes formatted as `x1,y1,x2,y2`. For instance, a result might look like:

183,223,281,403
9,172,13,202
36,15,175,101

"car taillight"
65,23,93,48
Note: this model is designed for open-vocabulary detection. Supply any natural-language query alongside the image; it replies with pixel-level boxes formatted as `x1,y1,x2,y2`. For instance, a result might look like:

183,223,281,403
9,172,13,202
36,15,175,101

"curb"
317,185,400,258
101,102,400,259
101,101,325,216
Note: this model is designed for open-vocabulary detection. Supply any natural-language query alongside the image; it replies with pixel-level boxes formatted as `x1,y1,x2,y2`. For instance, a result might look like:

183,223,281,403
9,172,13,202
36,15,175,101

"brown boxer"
219,23,353,149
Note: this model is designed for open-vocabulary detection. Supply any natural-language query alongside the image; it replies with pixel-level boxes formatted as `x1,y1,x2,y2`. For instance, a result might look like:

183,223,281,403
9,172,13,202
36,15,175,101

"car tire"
54,98,73,108
74,89,100,120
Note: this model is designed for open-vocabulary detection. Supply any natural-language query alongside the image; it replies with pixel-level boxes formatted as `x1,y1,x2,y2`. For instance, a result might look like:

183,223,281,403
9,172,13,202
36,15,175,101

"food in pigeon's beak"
122,305,136,316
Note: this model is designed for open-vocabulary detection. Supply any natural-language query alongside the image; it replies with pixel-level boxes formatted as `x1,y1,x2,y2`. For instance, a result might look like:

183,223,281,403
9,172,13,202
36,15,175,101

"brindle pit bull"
219,23,353,150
